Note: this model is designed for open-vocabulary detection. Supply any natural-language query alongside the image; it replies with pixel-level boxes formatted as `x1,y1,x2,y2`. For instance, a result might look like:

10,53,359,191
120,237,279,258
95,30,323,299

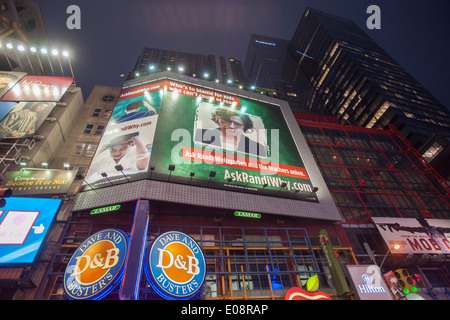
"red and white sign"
1,75,74,102
373,217,450,255
285,287,331,300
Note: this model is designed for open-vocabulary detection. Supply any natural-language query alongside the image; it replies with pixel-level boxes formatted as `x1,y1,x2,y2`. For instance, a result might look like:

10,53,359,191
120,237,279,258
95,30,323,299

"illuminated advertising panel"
373,217,450,254
151,81,314,199
82,82,162,189
3,169,77,195
0,101,56,139
0,197,62,264
1,75,74,102
0,71,26,99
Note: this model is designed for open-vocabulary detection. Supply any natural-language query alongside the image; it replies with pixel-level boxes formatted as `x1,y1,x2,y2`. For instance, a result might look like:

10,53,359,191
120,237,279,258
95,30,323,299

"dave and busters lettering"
63,229,129,300
144,231,206,300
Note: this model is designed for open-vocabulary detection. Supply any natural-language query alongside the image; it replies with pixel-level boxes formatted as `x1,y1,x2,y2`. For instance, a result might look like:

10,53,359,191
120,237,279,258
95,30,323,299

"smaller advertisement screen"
1,75,74,102
0,197,62,264
82,82,163,189
373,217,450,255
0,71,26,99
0,101,56,139
346,265,393,300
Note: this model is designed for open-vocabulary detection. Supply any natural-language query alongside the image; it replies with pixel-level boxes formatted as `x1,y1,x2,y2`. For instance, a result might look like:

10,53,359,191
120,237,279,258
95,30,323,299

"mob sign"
144,231,206,300
63,229,129,300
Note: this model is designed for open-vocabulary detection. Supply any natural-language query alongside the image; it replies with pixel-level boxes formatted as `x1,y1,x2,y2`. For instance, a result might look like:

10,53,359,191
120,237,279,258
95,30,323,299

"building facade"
132,47,247,86
32,72,364,300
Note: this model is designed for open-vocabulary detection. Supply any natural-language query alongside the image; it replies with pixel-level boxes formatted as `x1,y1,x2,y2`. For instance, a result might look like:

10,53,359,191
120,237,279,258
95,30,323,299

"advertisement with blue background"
0,197,62,264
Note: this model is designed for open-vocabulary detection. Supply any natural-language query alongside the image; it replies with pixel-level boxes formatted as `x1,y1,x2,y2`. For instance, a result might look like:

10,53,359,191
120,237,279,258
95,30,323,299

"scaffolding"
0,138,36,174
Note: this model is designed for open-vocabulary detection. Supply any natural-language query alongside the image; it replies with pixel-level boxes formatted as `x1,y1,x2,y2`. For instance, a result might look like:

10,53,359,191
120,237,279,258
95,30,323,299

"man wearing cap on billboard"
85,132,150,183
194,107,267,157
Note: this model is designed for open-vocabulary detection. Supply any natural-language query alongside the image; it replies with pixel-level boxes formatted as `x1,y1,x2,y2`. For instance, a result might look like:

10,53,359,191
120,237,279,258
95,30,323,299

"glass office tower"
290,8,450,178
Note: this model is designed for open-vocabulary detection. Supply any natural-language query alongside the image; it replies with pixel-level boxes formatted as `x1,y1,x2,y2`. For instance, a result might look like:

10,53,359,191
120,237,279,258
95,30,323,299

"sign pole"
120,199,150,300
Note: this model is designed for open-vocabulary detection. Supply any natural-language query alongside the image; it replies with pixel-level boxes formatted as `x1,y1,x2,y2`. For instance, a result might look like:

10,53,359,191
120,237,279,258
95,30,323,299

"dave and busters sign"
63,229,206,300
63,229,129,300
144,231,206,300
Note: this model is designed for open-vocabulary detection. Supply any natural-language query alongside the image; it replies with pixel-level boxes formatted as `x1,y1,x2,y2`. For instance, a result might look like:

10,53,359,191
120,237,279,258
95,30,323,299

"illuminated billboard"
0,197,62,264
373,217,450,255
0,101,56,139
3,169,77,195
1,75,74,102
82,79,315,200
83,82,162,188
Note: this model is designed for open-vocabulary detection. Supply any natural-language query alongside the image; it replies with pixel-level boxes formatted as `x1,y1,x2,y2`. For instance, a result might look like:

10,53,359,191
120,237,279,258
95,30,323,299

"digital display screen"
0,197,62,264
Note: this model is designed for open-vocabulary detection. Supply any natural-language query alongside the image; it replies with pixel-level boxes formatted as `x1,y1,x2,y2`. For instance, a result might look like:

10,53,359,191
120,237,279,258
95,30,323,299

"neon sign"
234,211,261,219
144,231,206,300
90,204,121,215
255,40,276,46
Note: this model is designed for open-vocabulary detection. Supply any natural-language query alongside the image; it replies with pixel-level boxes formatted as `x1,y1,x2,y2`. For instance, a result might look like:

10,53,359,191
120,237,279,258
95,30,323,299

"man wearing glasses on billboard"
195,107,267,157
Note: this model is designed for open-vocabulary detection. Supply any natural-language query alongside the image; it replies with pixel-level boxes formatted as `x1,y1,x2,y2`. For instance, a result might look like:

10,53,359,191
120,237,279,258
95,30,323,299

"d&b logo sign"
145,231,206,300
63,229,129,300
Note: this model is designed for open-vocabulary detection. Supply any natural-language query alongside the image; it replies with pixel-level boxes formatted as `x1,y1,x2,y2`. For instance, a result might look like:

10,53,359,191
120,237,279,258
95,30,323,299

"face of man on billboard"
109,141,131,161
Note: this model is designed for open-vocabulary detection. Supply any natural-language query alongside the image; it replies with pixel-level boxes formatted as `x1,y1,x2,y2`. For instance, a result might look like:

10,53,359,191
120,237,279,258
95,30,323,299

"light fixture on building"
149,166,155,179
208,171,216,186
76,174,96,191
115,164,130,182
101,172,113,185
189,172,195,184
168,164,175,181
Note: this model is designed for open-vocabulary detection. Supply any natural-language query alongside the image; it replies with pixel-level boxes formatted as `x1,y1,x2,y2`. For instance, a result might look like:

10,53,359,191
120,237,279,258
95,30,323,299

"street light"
379,243,401,269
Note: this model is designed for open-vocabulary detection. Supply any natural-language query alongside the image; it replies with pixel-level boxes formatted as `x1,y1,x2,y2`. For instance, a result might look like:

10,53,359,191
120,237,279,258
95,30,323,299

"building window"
102,95,116,103
83,124,94,135
72,142,97,157
92,108,102,117
72,143,85,156
94,125,105,136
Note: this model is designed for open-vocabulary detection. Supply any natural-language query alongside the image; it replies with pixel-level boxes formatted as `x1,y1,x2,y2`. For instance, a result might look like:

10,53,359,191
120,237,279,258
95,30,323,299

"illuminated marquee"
63,229,129,300
144,231,206,300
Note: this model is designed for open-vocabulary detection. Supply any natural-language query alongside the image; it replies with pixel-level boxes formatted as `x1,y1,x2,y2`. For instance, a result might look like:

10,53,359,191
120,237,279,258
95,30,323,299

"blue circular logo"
144,231,206,300
63,229,129,300
361,274,373,284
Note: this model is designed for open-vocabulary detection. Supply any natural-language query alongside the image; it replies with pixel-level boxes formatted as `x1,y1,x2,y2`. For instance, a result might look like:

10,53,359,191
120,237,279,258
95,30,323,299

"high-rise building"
244,8,450,180
132,47,247,86
289,8,450,178
244,34,329,115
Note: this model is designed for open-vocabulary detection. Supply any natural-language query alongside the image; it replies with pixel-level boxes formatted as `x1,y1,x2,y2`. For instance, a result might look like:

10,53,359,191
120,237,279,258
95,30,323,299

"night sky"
36,0,450,109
